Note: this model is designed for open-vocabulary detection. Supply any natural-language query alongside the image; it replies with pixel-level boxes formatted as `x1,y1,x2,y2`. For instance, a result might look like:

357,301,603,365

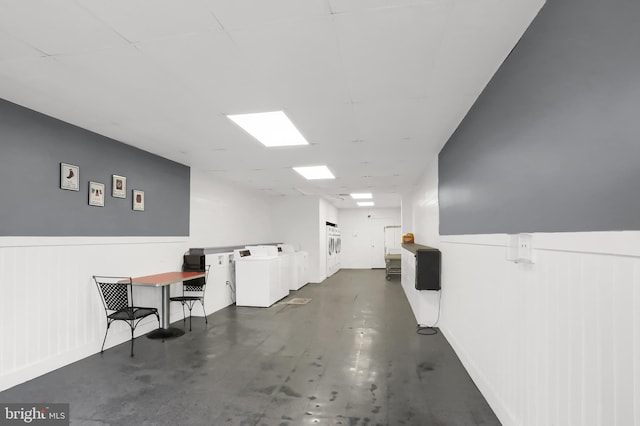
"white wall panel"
339,208,400,269
436,241,640,426
0,240,188,391
190,169,275,248
271,196,322,283
407,157,640,426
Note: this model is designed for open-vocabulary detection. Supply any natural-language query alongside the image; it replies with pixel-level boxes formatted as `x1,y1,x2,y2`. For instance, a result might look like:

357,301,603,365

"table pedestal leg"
147,285,185,339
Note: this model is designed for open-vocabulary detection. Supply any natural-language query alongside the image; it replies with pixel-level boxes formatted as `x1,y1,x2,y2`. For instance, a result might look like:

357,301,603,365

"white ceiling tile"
226,17,351,107
78,0,222,43
332,3,450,102
136,31,240,84
205,0,331,30
0,56,111,124
0,0,127,55
135,30,264,113
351,98,439,145
329,0,440,14
0,30,43,62
282,102,359,147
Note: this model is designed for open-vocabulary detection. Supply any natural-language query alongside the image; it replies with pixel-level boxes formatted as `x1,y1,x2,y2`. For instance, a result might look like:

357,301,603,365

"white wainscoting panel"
0,240,189,391
437,237,640,426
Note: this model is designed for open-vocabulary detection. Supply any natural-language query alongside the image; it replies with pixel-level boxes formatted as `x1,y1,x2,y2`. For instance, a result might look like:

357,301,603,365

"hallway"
0,270,498,425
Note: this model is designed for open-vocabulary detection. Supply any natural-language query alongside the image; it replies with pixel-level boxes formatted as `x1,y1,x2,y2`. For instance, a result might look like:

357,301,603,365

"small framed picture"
112,175,126,198
132,189,145,211
89,182,105,207
60,163,79,191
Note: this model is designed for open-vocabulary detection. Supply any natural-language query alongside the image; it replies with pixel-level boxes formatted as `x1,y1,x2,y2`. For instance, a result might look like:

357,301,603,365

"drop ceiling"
0,0,544,208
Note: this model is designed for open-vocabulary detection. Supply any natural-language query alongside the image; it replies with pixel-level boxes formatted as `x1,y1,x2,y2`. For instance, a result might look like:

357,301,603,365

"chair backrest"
93,276,132,312
183,265,210,293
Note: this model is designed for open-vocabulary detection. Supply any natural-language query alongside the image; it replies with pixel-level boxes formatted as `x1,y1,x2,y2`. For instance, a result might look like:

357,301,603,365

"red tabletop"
130,271,205,287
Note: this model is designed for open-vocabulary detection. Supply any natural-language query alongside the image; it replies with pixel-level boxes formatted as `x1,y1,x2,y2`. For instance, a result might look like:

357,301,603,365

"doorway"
369,219,400,268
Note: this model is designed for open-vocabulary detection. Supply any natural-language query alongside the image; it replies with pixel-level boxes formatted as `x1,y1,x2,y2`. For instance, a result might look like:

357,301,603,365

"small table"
131,271,205,339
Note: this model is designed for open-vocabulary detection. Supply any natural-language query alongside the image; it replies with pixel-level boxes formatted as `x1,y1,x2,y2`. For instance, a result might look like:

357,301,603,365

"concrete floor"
0,269,500,426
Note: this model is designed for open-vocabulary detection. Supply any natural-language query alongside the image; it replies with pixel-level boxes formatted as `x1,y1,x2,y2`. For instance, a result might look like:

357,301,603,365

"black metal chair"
93,276,159,357
170,265,210,331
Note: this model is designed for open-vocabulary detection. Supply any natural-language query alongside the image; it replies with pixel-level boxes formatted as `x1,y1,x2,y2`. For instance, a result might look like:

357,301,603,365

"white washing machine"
278,244,309,290
293,250,309,289
247,245,290,299
234,247,286,307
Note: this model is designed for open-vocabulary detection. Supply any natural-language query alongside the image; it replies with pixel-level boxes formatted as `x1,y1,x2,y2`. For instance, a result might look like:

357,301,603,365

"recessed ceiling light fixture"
227,111,309,147
293,165,335,180
357,201,375,207
350,193,372,199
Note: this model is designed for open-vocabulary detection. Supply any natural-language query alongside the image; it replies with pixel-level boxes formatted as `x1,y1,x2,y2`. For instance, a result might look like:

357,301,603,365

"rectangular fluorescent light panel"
357,201,375,207
350,193,372,199
293,165,335,180
227,111,309,147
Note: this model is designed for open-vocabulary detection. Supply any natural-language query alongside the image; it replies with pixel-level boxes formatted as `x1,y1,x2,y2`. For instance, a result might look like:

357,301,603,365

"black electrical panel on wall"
415,249,441,291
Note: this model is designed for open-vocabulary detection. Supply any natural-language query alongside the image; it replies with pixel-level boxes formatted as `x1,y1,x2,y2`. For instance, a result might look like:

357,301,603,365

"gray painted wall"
438,0,640,234
0,99,190,236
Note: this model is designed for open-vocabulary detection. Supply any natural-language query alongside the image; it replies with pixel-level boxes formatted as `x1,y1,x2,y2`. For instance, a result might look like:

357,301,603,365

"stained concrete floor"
0,269,500,426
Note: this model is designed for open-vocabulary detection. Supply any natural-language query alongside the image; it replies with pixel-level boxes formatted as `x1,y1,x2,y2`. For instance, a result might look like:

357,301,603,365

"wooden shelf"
401,243,438,254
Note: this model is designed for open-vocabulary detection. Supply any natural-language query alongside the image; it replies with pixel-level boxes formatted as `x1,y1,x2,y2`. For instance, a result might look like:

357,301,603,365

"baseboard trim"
440,325,518,426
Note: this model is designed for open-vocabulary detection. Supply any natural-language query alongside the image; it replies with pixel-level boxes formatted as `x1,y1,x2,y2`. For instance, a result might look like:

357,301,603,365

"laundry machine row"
326,225,341,277
234,244,309,307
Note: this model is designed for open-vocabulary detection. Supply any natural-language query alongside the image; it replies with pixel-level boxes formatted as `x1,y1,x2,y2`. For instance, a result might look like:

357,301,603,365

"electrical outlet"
507,234,534,264
517,234,533,263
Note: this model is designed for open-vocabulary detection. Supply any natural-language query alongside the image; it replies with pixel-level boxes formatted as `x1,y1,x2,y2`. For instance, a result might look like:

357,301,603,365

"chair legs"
101,320,132,356
101,322,111,353
200,300,207,324
129,325,135,357
186,301,194,332
176,299,206,331
101,313,159,357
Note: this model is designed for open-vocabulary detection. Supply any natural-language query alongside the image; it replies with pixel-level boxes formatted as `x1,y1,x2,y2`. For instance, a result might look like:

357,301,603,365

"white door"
369,219,390,268
384,226,402,255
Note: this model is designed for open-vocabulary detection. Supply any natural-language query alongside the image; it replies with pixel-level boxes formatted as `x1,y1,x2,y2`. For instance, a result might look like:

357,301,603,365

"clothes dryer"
326,225,339,277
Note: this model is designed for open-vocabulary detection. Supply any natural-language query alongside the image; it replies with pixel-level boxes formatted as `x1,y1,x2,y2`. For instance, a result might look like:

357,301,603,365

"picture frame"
112,175,126,198
132,189,145,211
89,181,105,207
60,163,79,191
